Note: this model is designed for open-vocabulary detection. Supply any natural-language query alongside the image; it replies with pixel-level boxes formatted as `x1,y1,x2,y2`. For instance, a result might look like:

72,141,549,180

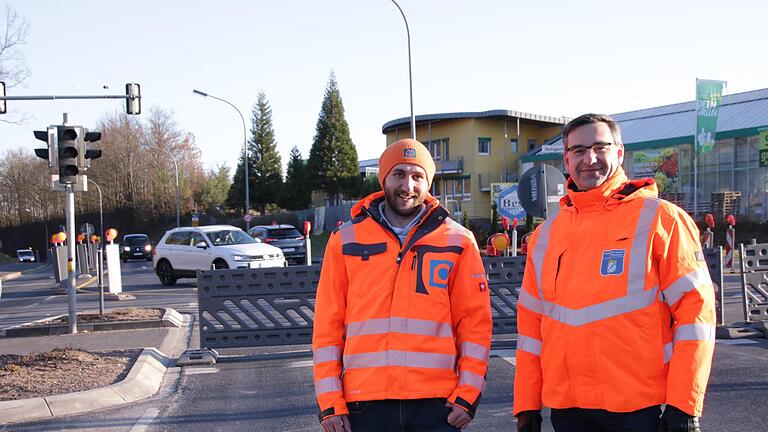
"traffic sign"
243,214,252,223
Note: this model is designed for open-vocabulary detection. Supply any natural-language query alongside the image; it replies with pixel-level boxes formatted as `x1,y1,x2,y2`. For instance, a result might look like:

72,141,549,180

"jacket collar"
562,167,658,212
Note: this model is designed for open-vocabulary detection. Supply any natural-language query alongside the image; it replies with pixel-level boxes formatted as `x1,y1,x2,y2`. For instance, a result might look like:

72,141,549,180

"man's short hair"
562,113,623,148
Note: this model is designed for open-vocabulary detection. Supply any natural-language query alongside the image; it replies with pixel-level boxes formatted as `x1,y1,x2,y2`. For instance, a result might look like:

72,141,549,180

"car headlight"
144,245,152,252
231,254,250,262
123,246,130,252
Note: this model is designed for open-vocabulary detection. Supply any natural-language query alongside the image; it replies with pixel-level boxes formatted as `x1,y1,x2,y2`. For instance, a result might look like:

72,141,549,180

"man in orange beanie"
313,138,492,431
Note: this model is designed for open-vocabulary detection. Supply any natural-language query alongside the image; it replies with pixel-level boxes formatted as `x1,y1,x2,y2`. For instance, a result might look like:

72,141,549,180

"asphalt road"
0,260,198,329
2,265,767,431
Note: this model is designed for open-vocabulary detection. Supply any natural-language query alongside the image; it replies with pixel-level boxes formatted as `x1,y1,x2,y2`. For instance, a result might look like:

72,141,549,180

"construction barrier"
740,240,768,322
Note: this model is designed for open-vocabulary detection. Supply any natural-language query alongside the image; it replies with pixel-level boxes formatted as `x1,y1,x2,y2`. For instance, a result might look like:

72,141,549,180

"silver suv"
152,225,285,286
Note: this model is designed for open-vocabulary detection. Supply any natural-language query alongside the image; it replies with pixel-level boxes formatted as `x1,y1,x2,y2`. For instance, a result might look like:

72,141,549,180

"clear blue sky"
1,0,766,173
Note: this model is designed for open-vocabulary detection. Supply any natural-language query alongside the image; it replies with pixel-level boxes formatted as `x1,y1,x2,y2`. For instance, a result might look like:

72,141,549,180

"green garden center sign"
759,130,768,167
695,79,726,154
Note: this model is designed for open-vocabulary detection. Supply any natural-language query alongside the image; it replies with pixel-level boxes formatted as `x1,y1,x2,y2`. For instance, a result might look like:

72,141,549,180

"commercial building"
382,111,566,221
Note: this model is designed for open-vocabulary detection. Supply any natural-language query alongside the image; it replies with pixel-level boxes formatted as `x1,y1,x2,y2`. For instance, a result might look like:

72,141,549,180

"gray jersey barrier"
740,241,768,322
196,256,525,349
197,251,727,349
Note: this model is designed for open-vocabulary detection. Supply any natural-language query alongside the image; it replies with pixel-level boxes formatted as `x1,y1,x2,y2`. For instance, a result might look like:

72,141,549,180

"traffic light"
83,129,102,168
57,126,81,183
33,127,57,168
0,81,6,114
126,83,141,115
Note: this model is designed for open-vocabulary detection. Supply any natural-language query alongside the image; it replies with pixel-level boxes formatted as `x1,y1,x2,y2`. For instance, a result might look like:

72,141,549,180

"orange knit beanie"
378,139,436,188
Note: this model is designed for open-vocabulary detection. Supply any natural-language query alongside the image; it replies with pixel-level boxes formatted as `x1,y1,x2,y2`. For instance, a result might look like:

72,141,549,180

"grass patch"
0,252,16,264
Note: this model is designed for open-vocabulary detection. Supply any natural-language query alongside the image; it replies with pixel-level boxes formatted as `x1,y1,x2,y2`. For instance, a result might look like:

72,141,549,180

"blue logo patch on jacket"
600,250,626,276
429,259,454,289
404,148,417,158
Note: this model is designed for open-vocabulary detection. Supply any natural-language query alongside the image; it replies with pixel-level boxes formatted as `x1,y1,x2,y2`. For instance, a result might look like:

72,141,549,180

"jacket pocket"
342,242,387,261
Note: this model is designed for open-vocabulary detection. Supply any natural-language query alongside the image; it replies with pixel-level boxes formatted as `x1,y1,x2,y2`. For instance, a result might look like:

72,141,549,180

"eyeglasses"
566,142,613,157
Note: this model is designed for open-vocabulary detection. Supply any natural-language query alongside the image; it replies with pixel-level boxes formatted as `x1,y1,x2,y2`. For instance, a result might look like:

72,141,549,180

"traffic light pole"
64,183,78,334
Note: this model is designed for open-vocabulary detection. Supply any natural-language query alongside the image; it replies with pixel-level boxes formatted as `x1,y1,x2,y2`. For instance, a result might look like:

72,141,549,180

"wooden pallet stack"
710,191,742,219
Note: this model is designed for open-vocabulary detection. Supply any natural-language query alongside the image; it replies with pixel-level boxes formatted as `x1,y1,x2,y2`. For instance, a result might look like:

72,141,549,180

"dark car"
120,234,153,262
247,224,307,265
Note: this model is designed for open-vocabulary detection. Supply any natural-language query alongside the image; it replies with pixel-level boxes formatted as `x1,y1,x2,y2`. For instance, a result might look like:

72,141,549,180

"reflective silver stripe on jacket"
343,350,456,369
517,288,543,314
458,370,486,392
529,198,662,326
517,335,542,356
461,341,490,362
315,376,343,397
339,221,356,245
663,342,673,363
346,317,454,338
674,323,716,343
313,345,342,365
445,219,467,247
662,267,713,306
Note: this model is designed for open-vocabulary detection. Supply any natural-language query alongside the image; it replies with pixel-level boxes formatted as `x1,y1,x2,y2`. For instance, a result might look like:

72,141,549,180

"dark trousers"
347,398,459,432
551,405,662,432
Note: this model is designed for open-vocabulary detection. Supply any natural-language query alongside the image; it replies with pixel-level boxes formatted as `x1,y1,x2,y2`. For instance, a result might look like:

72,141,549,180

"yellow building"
382,110,566,222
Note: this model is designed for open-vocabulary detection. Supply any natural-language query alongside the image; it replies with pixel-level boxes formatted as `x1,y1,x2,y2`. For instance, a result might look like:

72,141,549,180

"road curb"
0,347,170,424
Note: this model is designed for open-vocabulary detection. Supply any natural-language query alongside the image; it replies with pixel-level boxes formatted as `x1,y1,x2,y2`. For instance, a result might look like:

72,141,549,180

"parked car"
16,248,35,262
121,234,153,262
247,224,307,265
152,225,285,286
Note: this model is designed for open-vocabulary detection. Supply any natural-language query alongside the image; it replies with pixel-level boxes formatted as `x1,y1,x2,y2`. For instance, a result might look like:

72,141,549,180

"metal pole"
98,248,104,316
390,0,416,139
65,184,78,334
192,89,250,228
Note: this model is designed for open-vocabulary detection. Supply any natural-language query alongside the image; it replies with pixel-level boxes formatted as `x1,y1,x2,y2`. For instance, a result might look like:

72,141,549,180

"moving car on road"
247,224,307,265
120,234,153,262
16,249,35,262
152,225,285,286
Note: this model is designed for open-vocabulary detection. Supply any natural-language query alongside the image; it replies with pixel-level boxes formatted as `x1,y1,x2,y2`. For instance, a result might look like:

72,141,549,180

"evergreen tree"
200,164,231,211
226,151,250,214
249,91,283,214
307,72,360,204
279,146,312,210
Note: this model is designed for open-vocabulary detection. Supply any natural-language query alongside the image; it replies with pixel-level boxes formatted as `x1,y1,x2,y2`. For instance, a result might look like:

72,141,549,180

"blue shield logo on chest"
600,249,626,276
429,259,454,289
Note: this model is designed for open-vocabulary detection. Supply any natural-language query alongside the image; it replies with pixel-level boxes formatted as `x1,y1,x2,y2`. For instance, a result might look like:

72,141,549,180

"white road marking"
184,367,219,375
492,349,516,366
716,339,759,345
127,407,161,432
288,360,314,368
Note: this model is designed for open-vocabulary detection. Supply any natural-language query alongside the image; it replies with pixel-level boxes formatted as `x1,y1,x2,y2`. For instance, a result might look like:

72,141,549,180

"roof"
521,87,768,162
168,225,239,232
358,158,379,168
382,109,569,133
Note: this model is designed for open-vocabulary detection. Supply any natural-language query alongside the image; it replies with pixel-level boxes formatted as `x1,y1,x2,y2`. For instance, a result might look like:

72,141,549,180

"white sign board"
105,244,123,294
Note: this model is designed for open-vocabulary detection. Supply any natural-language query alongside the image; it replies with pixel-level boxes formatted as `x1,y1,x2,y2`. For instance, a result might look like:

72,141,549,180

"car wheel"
157,260,177,286
213,259,229,270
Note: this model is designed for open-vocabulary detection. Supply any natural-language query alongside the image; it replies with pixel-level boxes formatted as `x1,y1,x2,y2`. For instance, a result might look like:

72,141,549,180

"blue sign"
600,249,626,276
497,184,526,220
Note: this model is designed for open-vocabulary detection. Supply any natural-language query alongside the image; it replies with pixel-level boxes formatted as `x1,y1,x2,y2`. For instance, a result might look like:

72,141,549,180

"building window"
427,138,449,161
431,180,441,199
510,138,518,153
478,137,491,155
528,139,538,151
444,178,472,201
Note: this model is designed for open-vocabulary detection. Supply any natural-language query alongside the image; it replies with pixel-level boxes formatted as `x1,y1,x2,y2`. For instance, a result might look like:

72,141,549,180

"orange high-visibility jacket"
513,168,716,417
313,192,492,421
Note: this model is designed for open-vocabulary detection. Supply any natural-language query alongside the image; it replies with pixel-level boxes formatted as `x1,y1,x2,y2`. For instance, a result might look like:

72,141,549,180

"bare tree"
0,5,31,124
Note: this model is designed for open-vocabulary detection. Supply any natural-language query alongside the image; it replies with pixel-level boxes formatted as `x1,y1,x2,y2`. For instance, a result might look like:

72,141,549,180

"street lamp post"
192,89,250,228
141,144,180,227
390,0,416,139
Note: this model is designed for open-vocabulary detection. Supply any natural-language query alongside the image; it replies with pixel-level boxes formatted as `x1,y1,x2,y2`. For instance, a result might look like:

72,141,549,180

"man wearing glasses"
514,114,715,432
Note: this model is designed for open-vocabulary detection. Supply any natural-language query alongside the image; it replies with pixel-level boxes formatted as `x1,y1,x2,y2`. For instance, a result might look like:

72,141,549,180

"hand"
659,405,701,432
321,414,351,432
446,401,472,429
516,410,542,432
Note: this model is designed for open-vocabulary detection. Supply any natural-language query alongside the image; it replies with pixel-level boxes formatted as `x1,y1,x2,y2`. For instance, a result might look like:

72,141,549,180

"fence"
740,241,768,321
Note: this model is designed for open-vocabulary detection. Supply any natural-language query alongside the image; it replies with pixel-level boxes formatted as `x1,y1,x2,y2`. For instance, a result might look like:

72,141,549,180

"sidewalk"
0,261,50,282
0,310,194,425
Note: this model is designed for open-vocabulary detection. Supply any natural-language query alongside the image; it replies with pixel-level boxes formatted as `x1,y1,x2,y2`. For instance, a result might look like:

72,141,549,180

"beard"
383,187,427,218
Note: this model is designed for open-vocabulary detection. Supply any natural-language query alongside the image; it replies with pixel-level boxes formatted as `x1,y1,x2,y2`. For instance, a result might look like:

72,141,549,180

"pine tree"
249,91,283,214
226,152,249,213
307,72,360,204
279,146,311,210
